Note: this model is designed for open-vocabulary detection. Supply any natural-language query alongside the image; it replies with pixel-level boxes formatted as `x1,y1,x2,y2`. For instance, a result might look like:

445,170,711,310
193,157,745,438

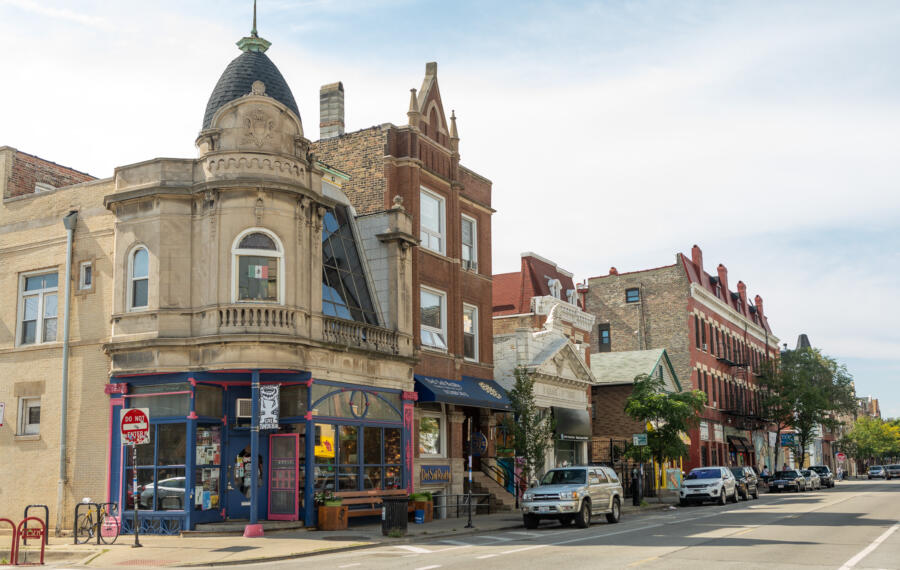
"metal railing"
480,459,525,509
432,493,492,519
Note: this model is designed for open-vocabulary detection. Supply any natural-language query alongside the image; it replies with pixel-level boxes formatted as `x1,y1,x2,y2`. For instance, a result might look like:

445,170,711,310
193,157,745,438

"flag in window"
248,265,269,279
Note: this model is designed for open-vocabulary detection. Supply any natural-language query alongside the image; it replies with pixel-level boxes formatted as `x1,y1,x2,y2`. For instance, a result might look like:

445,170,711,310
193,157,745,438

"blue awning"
414,375,511,411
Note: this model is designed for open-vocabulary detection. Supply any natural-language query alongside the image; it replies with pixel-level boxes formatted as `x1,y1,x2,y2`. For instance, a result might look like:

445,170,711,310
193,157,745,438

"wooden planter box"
317,505,348,531
410,500,433,523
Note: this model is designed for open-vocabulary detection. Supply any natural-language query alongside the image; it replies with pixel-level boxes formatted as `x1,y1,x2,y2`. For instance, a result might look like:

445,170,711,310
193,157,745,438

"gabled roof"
590,348,681,392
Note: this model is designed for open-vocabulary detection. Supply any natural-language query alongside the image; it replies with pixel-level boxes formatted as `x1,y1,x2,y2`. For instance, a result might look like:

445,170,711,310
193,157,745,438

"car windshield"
686,468,720,480
801,470,812,476
810,466,828,474
541,469,586,485
870,466,883,471
889,465,900,469
774,471,796,479
730,468,744,477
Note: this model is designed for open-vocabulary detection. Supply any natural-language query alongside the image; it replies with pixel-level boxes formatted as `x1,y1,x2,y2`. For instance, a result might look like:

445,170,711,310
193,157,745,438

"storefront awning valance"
553,406,591,441
728,435,752,454
414,375,511,411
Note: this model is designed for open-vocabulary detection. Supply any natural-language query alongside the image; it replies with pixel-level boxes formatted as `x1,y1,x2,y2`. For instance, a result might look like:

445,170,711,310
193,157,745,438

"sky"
1,0,898,416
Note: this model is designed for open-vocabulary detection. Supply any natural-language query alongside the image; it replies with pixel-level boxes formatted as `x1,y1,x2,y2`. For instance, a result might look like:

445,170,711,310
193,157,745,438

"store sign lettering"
421,465,451,484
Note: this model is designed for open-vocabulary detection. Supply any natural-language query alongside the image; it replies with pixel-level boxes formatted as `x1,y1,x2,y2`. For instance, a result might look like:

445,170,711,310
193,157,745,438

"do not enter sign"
836,452,847,462
121,408,151,445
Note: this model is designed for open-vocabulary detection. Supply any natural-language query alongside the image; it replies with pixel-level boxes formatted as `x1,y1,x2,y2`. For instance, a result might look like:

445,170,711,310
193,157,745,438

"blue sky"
2,0,898,416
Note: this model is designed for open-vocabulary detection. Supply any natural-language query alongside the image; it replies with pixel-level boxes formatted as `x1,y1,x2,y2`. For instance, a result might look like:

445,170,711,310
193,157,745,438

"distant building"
493,252,595,472
583,245,781,471
858,396,881,419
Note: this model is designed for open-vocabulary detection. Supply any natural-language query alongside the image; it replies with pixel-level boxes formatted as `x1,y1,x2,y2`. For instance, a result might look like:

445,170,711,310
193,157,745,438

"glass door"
268,434,299,520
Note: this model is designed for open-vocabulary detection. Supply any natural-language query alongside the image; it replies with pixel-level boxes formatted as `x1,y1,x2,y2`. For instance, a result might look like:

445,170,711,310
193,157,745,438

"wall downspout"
56,210,78,536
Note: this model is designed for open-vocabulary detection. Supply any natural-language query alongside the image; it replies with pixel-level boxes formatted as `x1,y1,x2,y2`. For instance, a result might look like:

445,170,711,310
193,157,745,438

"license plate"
777,485,783,489
539,506,548,512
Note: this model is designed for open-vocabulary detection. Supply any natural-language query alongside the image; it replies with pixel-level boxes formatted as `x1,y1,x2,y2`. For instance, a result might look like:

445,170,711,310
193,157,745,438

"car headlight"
559,491,578,500
523,493,533,501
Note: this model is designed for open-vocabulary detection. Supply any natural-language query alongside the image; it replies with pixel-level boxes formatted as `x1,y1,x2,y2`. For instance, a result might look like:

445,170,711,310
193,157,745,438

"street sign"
633,433,648,446
121,408,150,445
836,452,847,462
780,433,795,447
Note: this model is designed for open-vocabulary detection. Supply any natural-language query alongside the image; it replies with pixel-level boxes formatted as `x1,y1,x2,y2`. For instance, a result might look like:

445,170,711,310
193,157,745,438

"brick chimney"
716,264,729,294
737,281,748,308
691,244,703,272
319,82,345,139
754,295,764,320
609,267,618,275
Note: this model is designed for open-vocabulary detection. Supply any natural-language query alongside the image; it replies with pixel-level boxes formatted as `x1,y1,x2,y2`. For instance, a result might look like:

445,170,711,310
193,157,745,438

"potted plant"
315,490,347,531
409,491,433,523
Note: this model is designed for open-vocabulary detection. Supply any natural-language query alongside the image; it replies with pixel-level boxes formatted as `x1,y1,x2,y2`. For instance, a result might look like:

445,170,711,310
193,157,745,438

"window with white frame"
420,189,445,254
18,272,58,345
418,408,445,457
420,287,447,350
461,214,477,270
232,229,283,303
463,303,478,361
128,247,149,310
548,278,562,299
18,397,40,435
79,261,93,290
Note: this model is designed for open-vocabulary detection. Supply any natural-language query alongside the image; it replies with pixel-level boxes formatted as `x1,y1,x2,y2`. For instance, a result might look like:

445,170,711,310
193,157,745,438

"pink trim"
306,378,314,388
187,412,199,419
189,378,197,386
110,398,125,406
401,391,419,402
105,384,128,395
304,412,313,421
106,398,116,502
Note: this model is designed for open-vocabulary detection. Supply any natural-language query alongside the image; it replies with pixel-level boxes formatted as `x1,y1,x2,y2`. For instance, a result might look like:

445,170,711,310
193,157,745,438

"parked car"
679,466,738,506
521,466,623,529
730,466,760,500
140,476,186,509
809,465,835,488
884,465,900,480
868,465,886,480
769,470,806,493
800,469,821,490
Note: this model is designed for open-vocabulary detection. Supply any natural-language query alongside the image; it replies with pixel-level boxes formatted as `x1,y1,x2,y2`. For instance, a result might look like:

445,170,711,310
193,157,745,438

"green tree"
842,416,900,464
623,374,706,489
758,347,857,469
504,367,555,485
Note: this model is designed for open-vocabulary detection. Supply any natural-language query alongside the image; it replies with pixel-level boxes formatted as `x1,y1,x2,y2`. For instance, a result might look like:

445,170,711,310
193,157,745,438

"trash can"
382,496,409,536
414,509,425,524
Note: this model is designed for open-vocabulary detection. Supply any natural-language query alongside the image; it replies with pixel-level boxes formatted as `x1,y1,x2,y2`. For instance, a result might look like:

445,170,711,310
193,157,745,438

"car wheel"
719,490,727,505
753,486,759,499
523,514,539,529
731,487,739,503
679,498,688,507
575,500,591,528
606,498,621,524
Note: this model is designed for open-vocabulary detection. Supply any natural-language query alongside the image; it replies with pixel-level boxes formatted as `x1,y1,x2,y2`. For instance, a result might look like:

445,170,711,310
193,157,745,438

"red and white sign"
836,452,847,462
120,408,150,445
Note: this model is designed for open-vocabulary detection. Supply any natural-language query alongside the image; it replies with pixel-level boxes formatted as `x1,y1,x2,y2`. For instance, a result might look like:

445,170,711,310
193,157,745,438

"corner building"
313,64,503,506
583,245,781,472
1,25,418,532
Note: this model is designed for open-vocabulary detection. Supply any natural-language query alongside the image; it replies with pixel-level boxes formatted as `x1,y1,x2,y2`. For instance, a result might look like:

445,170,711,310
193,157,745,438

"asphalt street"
226,480,900,570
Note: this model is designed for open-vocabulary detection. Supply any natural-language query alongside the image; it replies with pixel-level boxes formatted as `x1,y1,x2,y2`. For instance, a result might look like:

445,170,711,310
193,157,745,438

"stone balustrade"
321,315,400,355
214,305,299,335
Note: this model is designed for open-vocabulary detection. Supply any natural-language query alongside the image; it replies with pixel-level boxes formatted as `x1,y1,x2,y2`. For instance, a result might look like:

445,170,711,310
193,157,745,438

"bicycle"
75,500,120,545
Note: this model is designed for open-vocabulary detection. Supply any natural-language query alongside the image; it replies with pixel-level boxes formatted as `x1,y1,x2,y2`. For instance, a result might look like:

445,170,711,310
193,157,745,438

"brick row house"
583,245,782,472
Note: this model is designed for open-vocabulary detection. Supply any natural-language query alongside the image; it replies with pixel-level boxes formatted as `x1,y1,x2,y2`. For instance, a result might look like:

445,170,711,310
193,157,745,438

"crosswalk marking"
398,545,433,553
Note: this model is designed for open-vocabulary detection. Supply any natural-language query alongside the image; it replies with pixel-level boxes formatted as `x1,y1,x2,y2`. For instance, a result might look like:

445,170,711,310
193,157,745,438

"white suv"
522,466,623,528
680,466,738,506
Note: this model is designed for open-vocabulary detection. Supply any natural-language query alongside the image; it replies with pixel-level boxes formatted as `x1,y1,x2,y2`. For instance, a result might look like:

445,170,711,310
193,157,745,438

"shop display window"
126,422,187,511
194,426,222,511
314,423,403,492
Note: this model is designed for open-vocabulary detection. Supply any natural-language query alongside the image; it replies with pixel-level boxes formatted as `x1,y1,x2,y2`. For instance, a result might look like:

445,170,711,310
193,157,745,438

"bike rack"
72,502,99,545
14,517,45,566
97,503,120,542
21,506,48,547
0,518,16,566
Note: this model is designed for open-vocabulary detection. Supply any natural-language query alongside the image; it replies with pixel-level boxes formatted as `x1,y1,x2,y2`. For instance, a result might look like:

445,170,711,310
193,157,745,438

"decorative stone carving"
242,106,274,148
251,80,266,96
204,156,304,178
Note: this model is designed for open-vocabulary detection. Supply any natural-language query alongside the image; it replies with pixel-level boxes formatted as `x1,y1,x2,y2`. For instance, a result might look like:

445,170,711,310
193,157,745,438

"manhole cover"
213,545,261,553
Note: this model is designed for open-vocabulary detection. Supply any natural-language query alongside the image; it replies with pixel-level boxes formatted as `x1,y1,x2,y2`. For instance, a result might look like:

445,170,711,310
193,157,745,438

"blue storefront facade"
107,370,414,533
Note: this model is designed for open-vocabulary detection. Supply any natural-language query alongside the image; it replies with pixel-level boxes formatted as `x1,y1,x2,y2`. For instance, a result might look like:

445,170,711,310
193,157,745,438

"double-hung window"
18,272,58,345
79,261,93,291
463,304,478,361
419,410,445,457
129,247,149,310
461,214,477,270
625,288,640,303
18,397,40,435
420,189,445,255
420,287,447,350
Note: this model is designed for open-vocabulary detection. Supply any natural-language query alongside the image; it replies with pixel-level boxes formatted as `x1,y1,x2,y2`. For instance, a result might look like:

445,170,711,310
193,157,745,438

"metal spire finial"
251,0,258,37
237,0,271,53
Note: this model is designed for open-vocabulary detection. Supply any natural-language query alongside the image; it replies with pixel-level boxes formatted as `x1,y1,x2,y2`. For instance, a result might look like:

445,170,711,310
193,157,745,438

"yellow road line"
628,555,660,567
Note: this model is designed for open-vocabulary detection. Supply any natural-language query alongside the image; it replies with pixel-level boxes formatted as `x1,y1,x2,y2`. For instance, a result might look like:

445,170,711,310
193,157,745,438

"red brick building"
583,245,782,472
312,63,501,501
1,147,96,199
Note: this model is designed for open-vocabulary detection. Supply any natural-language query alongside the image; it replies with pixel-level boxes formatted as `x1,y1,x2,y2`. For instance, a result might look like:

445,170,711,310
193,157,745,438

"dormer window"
548,279,562,299
566,289,577,305
232,229,283,303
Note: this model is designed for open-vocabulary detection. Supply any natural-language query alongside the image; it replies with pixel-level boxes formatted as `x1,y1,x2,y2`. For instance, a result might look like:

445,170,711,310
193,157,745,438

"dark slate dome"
202,50,300,129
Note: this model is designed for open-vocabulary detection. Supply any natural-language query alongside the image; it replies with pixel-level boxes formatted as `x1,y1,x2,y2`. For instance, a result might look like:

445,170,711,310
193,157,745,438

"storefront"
107,370,413,532
552,406,591,467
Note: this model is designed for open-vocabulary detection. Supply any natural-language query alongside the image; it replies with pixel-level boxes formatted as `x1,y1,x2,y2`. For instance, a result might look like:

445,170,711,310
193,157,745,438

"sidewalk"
12,495,677,567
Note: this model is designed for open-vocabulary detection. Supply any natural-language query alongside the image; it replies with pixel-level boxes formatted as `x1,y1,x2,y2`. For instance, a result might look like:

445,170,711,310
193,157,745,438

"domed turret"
201,3,299,130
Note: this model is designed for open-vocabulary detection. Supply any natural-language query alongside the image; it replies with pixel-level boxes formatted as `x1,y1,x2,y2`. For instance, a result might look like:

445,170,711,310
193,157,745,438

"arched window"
128,246,149,310
232,228,284,303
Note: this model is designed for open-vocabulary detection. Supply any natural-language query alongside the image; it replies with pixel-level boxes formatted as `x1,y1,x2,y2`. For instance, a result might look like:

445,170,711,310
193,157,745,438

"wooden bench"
333,489,412,518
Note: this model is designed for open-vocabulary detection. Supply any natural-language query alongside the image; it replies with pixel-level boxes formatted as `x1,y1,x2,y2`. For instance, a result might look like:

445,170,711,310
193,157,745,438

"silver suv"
521,466,623,528
680,466,738,505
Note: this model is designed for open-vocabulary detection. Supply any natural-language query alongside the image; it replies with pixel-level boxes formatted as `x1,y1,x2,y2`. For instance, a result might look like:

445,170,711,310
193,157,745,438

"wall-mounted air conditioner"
236,398,252,419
